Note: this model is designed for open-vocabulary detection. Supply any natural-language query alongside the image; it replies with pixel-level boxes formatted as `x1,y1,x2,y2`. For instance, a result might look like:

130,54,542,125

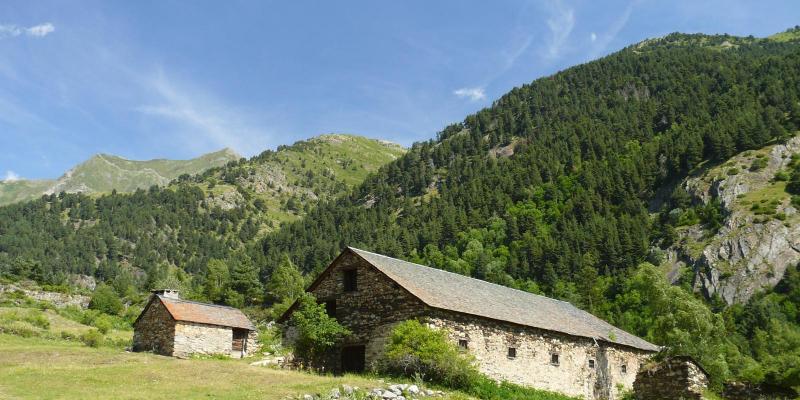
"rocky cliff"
668,135,800,304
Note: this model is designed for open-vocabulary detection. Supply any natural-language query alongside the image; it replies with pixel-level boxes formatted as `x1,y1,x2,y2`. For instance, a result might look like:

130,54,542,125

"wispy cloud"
26,23,55,37
0,22,55,39
2,171,21,182
453,87,486,101
136,69,271,155
588,2,635,58
546,2,575,58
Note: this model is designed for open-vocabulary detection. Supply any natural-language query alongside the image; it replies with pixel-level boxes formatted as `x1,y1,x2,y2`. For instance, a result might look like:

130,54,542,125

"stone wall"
173,322,232,358
133,298,175,355
0,283,90,309
633,357,708,400
428,312,651,400
309,251,429,370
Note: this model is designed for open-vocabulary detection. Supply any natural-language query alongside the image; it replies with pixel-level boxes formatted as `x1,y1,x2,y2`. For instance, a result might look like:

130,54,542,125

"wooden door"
232,329,247,352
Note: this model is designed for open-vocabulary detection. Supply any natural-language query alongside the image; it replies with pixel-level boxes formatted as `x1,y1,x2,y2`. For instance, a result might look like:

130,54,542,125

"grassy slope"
0,334,387,400
0,149,240,206
0,180,54,206
198,134,406,228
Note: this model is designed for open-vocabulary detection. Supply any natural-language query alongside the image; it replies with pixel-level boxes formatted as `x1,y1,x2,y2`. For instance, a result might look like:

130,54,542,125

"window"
621,364,627,374
458,339,468,350
588,359,595,369
343,269,358,292
324,300,337,317
507,347,517,359
551,353,560,365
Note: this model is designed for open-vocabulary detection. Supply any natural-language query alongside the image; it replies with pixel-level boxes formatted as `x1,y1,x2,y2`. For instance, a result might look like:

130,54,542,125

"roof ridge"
158,295,243,311
348,246,574,305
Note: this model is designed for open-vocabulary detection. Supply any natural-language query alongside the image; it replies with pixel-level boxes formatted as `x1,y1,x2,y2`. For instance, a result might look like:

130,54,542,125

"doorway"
341,345,366,373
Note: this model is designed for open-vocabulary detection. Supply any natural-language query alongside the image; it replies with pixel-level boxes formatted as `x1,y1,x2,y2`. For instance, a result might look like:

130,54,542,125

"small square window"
621,364,627,374
458,339,468,350
551,353,560,365
588,359,595,369
343,270,358,292
507,347,517,359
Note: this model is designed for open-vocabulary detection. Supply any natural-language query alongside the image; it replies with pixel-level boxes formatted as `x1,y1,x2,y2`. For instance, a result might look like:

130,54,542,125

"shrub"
291,293,350,368
80,329,104,348
727,168,740,176
93,314,114,334
89,284,123,316
380,320,480,390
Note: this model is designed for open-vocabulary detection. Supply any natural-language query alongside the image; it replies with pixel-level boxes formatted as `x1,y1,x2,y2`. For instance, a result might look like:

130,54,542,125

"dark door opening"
232,328,248,353
341,345,366,373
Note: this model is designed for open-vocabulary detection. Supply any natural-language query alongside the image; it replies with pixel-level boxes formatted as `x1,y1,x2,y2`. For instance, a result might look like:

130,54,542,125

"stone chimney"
152,289,180,299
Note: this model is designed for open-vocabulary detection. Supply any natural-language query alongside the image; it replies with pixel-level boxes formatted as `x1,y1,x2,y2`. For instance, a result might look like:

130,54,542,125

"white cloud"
546,2,575,58
590,32,597,42
2,171,21,182
26,23,55,37
136,69,271,155
0,22,55,39
453,87,486,101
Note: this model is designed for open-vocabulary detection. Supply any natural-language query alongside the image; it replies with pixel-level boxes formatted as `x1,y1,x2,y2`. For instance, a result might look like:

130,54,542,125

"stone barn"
281,247,659,400
133,289,257,358
633,356,709,400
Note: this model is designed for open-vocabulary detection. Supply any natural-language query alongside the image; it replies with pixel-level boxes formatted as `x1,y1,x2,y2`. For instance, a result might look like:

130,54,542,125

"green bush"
381,320,480,390
80,329,104,348
93,314,114,334
466,377,579,400
88,284,123,316
291,293,350,368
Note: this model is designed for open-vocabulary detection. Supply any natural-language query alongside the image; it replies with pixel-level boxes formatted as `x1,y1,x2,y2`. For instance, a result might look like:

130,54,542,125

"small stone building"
133,289,257,358
281,247,659,400
633,356,709,400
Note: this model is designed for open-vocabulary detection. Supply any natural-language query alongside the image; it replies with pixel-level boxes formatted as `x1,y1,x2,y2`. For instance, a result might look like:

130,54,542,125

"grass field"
0,334,396,400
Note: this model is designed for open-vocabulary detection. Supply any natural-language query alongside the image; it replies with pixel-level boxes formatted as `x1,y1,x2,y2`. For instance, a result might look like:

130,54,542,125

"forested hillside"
2,28,800,390
257,30,800,388
0,135,404,306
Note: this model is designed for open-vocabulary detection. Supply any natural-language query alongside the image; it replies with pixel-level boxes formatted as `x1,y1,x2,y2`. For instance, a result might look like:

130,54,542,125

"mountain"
1,28,800,390
0,148,241,206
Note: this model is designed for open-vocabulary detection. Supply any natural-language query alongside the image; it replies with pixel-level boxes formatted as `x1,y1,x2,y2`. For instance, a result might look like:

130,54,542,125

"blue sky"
1,1,799,180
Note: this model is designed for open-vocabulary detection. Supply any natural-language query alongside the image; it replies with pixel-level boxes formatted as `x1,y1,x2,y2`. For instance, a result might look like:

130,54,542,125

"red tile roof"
157,296,255,330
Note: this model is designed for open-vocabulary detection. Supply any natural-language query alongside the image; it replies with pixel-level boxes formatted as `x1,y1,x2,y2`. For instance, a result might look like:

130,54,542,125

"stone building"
133,289,257,358
281,247,659,400
633,356,709,400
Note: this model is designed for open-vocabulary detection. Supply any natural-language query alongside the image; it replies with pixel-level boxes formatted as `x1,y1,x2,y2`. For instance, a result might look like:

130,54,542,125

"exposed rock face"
671,136,800,304
0,283,90,309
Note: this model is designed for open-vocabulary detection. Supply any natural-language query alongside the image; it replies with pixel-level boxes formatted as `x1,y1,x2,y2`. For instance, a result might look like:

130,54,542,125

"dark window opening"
588,359,595,369
551,353,560,365
458,339,468,350
621,364,627,374
507,347,516,359
343,270,358,292
324,300,337,318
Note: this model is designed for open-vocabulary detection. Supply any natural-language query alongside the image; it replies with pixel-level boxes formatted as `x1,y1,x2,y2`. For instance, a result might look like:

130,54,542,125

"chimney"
152,289,180,299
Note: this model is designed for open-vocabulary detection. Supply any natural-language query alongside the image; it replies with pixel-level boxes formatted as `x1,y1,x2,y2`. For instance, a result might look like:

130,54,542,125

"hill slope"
0,148,241,206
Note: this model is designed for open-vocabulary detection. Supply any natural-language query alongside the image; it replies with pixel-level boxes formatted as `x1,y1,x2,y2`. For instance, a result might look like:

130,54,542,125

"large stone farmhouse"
281,247,660,400
133,289,257,358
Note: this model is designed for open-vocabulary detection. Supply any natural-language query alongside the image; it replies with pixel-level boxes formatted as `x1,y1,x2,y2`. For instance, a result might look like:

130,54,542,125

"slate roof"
154,296,255,330
348,247,660,352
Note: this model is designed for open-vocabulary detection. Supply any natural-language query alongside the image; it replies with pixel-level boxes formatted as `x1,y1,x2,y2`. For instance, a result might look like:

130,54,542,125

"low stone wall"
723,382,798,400
173,321,232,358
0,283,90,309
633,357,708,400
